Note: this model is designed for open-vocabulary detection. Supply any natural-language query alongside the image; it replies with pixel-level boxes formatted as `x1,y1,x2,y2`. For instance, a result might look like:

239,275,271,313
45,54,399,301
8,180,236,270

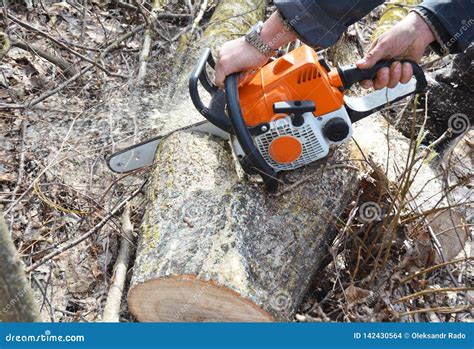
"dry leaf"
345,284,372,304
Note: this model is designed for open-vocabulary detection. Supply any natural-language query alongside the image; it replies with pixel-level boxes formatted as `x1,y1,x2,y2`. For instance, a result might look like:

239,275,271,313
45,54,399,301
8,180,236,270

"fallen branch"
24,25,144,108
6,13,117,76
137,0,163,82
102,204,135,322
11,41,78,78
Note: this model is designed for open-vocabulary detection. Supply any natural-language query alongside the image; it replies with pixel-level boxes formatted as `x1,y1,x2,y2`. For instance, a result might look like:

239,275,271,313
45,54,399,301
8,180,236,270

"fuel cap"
323,117,350,142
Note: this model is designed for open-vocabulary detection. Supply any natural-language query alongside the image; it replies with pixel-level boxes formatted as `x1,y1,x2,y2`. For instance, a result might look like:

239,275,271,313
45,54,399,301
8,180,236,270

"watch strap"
245,22,277,57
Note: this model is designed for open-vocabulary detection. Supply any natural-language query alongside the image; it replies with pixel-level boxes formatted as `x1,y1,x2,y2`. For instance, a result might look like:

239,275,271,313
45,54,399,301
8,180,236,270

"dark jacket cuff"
274,1,346,48
274,1,384,49
417,1,474,54
413,7,451,55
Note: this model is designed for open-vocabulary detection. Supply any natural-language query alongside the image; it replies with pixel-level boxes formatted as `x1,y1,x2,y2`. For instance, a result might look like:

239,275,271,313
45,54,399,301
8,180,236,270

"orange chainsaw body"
238,45,345,127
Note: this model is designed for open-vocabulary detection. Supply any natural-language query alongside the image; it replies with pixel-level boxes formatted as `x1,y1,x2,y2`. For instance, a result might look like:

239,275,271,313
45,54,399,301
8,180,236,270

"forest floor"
0,1,472,322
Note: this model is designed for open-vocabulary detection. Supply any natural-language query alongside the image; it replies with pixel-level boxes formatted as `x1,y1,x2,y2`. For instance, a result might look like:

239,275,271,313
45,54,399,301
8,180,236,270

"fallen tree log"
127,0,362,321
129,132,360,321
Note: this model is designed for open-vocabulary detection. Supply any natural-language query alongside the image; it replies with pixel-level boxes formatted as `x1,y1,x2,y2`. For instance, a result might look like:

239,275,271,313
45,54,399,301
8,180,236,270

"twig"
188,0,208,39
396,305,470,317
115,1,191,20
102,204,135,322
132,0,150,26
31,273,55,322
395,287,473,303
401,257,473,284
80,0,88,43
115,0,138,11
25,182,144,274
417,128,452,161
137,0,162,82
8,120,26,230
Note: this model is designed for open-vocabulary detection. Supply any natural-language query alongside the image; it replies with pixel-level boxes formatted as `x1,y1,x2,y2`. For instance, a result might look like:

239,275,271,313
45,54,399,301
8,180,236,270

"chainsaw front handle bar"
225,73,279,192
189,48,234,134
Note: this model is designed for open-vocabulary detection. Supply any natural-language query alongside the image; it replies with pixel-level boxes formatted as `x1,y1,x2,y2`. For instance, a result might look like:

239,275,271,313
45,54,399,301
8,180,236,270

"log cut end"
128,276,273,322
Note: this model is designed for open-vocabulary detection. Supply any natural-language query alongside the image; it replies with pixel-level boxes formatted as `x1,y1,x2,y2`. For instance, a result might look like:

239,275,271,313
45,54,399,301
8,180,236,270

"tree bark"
127,0,361,322
0,207,40,322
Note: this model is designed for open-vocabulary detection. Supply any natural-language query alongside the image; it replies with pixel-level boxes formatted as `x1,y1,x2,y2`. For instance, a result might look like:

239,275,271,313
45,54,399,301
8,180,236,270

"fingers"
369,62,414,90
400,62,413,84
356,38,385,69
214,62,225,89
360,80,373,89
387,61,402,88
373,67,389,90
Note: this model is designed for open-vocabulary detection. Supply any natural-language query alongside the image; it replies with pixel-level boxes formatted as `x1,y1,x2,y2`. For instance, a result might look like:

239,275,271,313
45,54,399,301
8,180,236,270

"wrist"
241,36,268,59
410,11,436,47
259,11,297,50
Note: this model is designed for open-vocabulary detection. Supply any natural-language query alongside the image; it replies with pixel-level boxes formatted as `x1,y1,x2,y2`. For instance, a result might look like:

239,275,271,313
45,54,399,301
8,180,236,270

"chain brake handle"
189,48,233,133
338,59,428,122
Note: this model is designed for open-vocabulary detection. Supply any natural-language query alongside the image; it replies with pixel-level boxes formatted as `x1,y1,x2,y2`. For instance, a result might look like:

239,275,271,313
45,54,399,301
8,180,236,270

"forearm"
260,12,297,50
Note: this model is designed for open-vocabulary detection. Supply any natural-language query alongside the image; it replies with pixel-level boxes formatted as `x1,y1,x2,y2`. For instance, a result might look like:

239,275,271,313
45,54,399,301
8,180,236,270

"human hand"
356,11,435,90
214,37,269,89
214,11,296,88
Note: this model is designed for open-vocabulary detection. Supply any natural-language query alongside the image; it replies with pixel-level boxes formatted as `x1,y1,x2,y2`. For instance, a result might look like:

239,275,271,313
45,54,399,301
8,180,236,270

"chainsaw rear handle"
225,73,279,192
189,48,234,133
338,59,427,91
338,59,427,122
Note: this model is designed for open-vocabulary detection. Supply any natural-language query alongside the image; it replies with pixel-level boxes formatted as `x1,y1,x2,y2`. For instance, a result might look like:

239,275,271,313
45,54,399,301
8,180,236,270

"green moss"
141,222,161,251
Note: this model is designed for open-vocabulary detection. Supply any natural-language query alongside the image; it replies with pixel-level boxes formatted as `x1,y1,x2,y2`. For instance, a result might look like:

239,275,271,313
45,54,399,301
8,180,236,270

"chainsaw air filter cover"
253,109,352,172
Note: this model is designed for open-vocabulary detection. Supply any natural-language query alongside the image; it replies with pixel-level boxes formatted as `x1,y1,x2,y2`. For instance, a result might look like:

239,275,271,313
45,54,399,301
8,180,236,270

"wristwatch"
245,21,277,57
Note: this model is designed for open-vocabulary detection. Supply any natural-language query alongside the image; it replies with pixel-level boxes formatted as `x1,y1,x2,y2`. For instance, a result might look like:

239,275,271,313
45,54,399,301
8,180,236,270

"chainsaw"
107,45,427,191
